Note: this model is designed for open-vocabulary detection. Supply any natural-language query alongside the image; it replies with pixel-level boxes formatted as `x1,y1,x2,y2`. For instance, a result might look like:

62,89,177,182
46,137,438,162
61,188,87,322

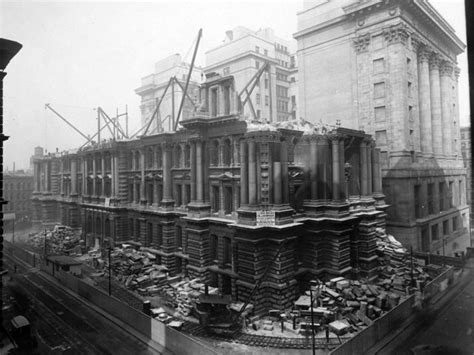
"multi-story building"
461,126,472,238
204,27,297,123
32,75,386,313
135,54,203,133
295,0,469,256
3,170,34,229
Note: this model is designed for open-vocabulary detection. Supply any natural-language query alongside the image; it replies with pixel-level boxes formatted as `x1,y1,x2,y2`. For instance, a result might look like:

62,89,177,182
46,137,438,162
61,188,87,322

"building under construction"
32,70,388,312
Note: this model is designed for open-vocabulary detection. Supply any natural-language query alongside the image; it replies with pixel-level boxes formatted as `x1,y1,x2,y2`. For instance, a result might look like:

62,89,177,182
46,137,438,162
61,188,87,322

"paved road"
5,255,159,355
393,267,474,355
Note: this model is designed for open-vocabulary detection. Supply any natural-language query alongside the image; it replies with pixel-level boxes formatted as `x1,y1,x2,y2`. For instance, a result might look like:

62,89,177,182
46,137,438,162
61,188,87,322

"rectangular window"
374,106,386,122
212,185,220,212
439,182,445,211
373,58,385,74
459,180,463,205
375,130,387,146
427,183,434,214
176,226,182,249
449,181,454,208
453,216,458,231
374,82,385,99
443,220,449,236
431,224,439,241
414,184,421,218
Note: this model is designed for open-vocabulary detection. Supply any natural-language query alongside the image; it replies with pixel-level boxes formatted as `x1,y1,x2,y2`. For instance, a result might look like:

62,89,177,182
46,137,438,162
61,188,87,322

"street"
4,253,160,355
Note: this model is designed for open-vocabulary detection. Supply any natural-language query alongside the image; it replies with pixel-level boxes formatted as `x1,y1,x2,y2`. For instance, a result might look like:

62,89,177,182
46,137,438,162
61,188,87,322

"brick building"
32,75,386,313
3,171,34,229
295,0,469,255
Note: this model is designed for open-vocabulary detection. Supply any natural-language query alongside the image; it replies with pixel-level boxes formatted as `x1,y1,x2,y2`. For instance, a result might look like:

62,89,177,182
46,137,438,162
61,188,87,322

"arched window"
223,139,232,166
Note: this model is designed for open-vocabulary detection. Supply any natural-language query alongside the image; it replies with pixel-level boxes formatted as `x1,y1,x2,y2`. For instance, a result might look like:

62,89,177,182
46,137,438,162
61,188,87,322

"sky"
0,0,470,171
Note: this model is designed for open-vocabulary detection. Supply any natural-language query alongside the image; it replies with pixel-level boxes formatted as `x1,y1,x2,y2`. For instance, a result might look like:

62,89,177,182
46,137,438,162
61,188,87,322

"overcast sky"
1,0,470,171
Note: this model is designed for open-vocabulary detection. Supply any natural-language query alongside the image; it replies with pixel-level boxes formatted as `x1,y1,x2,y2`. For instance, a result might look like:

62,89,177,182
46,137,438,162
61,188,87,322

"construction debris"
27,225,83,255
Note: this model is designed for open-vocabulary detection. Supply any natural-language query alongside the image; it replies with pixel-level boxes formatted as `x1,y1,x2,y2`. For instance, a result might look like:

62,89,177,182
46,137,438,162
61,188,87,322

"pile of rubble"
375,228,407,256
171,279,218,318
27,225,83,255
105,246,171,297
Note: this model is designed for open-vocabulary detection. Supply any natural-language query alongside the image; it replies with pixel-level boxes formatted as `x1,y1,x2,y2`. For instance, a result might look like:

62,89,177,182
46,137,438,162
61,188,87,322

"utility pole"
310,286,316,355
108,247,112,296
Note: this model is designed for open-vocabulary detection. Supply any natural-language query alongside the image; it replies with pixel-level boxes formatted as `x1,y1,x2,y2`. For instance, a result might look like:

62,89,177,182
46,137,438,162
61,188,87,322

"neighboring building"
461,126,472,233
295,0,469,256
135,54,203,133
205,27,298,123
29,146,44,173
32,75,386,313
3,170,34,229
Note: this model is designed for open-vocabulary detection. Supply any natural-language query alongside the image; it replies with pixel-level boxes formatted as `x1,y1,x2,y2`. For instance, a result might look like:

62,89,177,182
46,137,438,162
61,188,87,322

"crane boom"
44,103,90,141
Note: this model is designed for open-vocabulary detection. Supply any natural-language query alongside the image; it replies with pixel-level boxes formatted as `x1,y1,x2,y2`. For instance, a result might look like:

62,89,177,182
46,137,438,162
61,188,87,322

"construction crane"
237,62,270,121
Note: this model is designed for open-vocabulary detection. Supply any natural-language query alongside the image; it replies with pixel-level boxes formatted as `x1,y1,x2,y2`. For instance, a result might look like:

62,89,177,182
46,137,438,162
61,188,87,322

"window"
449,181,454,207
414,184,421,218
373,58,385,74
176,226,182,249
265,95,269,106
453,216,458,231
431,224,439,241
212,185,220,212
210,235,218,261
443,220,449,236
223,237,231,265
459,179,464,205
439,182,445,211
374,106,386,122
224,186,233,215
374,82,385,99
375,130,387,146
427,183,434,214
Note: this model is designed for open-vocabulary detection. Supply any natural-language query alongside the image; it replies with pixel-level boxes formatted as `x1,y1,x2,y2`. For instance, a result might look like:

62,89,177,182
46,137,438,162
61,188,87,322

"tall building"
461,126,472,239
204,27,298,123
32,75,386,313
295,0,469,255
135,54,203,133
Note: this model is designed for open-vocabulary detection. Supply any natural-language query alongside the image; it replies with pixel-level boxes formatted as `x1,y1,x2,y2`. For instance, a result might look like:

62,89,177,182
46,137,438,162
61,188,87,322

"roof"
47,255,83,266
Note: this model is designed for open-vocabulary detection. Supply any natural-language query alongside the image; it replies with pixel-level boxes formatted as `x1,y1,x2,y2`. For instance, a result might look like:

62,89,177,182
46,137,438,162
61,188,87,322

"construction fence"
5,242,218,355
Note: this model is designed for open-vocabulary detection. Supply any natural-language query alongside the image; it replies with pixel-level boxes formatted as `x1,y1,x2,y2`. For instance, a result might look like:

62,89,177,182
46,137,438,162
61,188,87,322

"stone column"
281,140,289,204
331,137,340,201
360,140,368,196
240,140,248,206
71,158,77,195
273,141,282,205
372,148,382,194
92,155,97,196
440,61,454,156
190,141,196,201
339,139,345,200
418,47,433,154
140,150,146,203
367,142,373,195
248,139,257,206
101,154,105,197
162,143,173,205
196,140,204,203
429,53,443,155
310,138,318,200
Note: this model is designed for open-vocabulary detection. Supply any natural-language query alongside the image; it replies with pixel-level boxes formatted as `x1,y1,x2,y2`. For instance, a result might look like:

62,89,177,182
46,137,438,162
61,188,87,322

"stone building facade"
295,0,469,255
32,75,386,313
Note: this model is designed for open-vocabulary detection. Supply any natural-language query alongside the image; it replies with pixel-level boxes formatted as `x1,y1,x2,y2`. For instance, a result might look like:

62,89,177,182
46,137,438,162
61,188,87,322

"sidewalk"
8,249,173,355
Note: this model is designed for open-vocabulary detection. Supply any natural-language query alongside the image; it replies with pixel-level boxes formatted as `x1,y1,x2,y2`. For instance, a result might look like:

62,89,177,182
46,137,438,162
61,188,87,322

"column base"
160,199,175,210
303,199,327,217
324,201,350,217
187,201,210,218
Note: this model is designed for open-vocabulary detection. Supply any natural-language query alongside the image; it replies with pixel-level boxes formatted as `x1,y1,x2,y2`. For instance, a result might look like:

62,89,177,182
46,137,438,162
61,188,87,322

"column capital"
429,53,441,70
383,24,409,46
440,60,454,76
328,133,343,143
455,66,461,80
418,46,432,63
161,142,173,152
353,33,370,54
411,34,425,52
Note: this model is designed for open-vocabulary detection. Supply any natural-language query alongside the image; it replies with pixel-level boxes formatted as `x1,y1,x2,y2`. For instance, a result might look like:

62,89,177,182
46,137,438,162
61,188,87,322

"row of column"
416,43,459,156
33,160,51,193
